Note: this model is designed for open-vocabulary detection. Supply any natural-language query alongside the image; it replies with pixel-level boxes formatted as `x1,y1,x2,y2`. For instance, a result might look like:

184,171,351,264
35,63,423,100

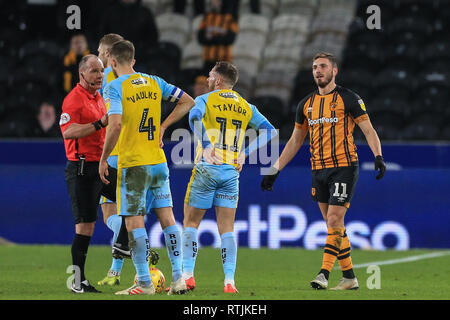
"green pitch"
0,245,449,300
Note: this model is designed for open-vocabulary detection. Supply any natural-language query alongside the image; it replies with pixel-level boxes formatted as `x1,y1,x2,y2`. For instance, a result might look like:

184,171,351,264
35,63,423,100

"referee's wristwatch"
92,119,106,131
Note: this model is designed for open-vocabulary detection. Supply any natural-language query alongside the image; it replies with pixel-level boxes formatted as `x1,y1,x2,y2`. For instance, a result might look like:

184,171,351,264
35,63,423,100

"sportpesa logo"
308,117,339,126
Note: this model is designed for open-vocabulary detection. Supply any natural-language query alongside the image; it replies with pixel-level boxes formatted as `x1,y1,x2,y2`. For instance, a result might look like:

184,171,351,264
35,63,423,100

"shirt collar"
76,83,98,100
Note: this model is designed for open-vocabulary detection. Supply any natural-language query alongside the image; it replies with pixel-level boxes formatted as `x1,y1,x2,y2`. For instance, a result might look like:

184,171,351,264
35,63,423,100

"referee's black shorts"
64,161,117,224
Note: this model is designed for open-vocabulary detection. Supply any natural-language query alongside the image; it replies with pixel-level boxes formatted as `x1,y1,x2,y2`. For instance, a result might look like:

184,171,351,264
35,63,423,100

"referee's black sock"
71,234,92,283
115,216,129,248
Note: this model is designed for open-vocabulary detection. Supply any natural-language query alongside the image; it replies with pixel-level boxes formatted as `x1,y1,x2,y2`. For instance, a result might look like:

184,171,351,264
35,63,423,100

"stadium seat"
400,123,441,141
272,14,311,35
249,95,286,128
233,70,253,99
141,0,160,15
239,14,270,35
181,40,203,70
156,13,190,49
261,45,302,72
439,125,450,141
19,39,63,61
278,0,319,16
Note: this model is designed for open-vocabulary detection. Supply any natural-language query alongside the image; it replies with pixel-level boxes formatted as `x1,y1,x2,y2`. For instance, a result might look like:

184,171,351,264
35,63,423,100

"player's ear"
131,59,136,67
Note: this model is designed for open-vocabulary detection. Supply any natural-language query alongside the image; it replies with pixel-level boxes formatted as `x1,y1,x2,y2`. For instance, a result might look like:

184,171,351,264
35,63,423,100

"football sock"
163,225,183,282
106,215,124,273
71,233,91,284
106,215,122,234
129,228,151,287
338,230,355,279
221,232,237,283
115,216,129,248
182,227,198,278
320,227,345,280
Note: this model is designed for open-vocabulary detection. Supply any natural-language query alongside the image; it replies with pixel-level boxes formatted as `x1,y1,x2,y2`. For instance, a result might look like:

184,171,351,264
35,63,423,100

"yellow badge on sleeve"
358,99,366,111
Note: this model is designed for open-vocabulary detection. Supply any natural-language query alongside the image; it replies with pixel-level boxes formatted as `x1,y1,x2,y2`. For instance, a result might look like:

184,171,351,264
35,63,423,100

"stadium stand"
0,0,449,141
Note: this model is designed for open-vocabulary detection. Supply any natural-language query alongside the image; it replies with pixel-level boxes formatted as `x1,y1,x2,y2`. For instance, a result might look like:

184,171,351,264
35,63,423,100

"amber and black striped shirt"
197,12,238,63
295,85,369,170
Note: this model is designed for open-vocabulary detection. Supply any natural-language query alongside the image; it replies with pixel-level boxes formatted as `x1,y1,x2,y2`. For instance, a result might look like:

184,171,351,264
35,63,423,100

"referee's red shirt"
60,83,106,161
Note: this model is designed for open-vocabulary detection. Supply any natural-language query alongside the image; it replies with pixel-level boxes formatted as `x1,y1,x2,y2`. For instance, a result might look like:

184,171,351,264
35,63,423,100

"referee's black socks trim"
71,233,92,283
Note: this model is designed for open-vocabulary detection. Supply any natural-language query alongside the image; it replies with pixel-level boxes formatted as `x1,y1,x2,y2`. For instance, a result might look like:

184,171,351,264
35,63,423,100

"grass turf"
0,245,449,300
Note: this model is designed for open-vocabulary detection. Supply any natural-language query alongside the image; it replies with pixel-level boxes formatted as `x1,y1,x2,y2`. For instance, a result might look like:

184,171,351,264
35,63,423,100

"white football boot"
330,277,359,290
310,273,328,290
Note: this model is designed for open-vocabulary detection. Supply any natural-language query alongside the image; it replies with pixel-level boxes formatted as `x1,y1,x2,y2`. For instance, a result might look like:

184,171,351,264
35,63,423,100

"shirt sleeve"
341,88,369,124
248,104,270,129
59,95,81,133
188,95,210,148
295,95,310,130
244,104,277,157
153,75,184,103
104,81,123,115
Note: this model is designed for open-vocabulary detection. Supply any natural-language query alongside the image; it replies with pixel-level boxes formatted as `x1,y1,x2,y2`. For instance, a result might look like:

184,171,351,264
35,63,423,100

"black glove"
374,155,386,180
261,168,280,191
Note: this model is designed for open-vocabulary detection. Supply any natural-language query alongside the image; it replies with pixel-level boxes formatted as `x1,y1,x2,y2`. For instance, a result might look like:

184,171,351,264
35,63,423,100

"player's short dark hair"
99,33,124,48
214,61,239,86
313,52,338,68
110,40,135,65
78,54,98,71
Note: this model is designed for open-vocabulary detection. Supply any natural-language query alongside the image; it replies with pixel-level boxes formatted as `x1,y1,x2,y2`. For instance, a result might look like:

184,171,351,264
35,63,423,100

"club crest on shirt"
329,101,338,110
59,113,70,125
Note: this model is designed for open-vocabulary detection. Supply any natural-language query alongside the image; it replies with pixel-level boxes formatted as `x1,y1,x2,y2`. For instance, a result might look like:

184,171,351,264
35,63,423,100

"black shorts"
311,163,359,208
64,161,117,224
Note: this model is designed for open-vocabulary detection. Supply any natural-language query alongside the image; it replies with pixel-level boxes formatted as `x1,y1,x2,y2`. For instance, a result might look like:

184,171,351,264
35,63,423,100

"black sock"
319,269,330,280
71,233,91,283
343,269,355,279
115,216,129,248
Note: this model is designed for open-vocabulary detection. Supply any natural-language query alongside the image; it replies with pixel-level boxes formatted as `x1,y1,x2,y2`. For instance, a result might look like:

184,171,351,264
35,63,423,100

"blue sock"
106,215,122,234
163,225,183,282
106,215,124,273
221,232,237,282
182,227,198,277
130,228,151,286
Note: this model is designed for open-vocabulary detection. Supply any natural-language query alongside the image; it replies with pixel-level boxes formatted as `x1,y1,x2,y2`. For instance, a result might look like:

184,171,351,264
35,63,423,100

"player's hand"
99,159,110,184
159,125,166,148
374,155,386,180
101,113,108,127
261,167,280,191
203,147,221,165
234,152,245,173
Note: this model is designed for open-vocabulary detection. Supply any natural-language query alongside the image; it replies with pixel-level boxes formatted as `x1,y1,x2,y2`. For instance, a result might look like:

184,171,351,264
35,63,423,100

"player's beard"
315,72,333,88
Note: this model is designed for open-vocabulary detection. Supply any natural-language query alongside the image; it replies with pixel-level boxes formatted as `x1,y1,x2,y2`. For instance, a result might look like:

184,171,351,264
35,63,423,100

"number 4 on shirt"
139,108,156,140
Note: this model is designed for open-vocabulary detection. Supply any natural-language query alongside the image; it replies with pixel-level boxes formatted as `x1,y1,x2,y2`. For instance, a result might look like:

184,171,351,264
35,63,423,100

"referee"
60,54,116,293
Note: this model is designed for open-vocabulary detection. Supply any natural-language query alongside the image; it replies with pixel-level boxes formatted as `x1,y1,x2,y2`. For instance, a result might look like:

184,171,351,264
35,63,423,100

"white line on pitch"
334,251,450,270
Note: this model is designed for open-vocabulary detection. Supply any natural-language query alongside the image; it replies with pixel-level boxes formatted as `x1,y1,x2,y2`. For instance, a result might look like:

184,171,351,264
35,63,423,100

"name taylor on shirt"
126,90,158,103
212,104,247,116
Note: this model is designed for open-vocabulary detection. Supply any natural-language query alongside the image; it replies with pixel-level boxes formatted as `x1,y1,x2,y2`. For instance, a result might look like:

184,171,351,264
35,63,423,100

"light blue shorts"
184,161,239,209
117,162,172,216
100,155,118,205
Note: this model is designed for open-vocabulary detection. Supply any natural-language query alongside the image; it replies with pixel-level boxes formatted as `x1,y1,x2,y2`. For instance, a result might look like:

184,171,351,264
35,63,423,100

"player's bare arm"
357,119,382,157
274,126,308,172
358,119,386,179
159,92,195,147
63,113,108,139
261,126,307,191
99,114,122,184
